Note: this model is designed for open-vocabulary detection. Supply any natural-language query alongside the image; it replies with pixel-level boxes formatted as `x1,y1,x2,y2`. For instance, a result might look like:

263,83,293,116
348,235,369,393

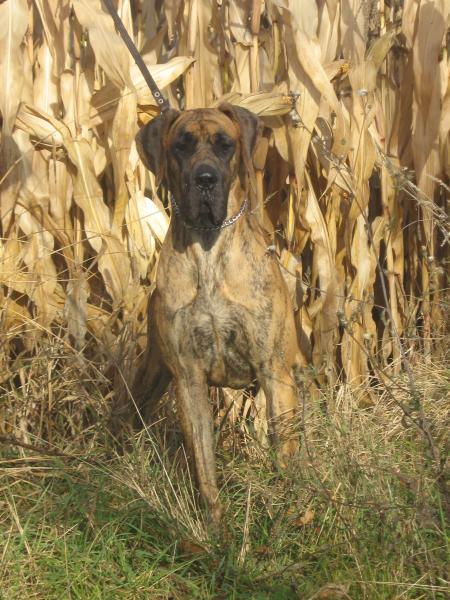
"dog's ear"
136,109,180,182
218,103,264,191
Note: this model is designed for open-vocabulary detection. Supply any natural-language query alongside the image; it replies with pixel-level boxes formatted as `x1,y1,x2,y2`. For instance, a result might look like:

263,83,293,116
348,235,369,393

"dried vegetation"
1,0,449,395
0,1,449,596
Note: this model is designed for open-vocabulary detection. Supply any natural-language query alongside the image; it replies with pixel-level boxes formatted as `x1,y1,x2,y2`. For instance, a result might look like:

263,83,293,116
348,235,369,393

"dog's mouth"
183,187,228,228
197,190,225,227
170,163,232,230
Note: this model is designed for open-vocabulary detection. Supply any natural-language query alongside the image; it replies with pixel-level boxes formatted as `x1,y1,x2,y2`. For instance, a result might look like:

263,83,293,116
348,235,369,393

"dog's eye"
212,134,235,159
172,133,197,155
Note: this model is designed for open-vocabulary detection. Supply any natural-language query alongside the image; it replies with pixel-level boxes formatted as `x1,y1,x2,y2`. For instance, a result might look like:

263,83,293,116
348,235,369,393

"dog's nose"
195,169,218,190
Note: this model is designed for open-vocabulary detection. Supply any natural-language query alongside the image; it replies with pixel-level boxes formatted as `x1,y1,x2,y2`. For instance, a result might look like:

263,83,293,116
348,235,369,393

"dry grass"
0,0,448,393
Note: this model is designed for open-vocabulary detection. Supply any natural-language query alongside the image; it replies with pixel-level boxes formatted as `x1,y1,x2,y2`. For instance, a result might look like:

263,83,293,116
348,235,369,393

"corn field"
0,0,449,418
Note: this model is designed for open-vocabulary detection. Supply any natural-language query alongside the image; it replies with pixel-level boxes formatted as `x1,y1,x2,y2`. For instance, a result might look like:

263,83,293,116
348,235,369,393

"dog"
134,104,301,523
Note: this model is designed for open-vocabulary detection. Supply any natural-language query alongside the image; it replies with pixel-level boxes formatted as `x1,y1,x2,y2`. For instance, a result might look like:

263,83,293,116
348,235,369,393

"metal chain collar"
169,195,248,231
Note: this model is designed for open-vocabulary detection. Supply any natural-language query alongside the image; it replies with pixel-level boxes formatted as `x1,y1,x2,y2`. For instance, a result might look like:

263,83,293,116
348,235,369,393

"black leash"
102,0,170,113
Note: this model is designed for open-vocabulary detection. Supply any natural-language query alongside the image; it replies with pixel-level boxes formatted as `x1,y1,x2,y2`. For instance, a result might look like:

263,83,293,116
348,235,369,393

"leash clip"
102,0,170,112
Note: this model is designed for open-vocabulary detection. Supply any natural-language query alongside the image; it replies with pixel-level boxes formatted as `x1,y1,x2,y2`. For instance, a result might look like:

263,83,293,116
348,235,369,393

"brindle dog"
134,104,300,523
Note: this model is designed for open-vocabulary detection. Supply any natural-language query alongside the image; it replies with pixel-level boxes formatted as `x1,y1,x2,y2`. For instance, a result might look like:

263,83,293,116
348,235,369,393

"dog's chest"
176,290,255,388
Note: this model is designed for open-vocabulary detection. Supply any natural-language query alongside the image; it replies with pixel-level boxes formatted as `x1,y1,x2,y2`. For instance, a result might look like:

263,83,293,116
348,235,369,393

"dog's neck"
161,185,266,296
169,212,251,294
169,195,247,235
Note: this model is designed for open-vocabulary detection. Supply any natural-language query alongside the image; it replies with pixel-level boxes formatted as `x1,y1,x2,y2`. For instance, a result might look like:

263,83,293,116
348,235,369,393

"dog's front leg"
175,370,221,523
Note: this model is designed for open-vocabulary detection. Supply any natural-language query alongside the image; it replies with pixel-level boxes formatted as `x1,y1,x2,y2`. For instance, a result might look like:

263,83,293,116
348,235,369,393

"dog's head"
136,104,261,229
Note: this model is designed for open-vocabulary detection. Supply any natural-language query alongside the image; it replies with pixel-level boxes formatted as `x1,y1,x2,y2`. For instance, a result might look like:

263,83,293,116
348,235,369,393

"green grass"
1,365,449,599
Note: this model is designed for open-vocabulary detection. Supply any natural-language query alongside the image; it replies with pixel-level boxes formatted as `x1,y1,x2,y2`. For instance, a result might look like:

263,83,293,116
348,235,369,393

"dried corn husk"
0,0,448,419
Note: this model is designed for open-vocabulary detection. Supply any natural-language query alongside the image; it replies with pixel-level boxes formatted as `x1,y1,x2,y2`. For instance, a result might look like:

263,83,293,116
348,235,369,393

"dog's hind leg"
132,338,172,426
131,292,173,425
259,361,299,468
